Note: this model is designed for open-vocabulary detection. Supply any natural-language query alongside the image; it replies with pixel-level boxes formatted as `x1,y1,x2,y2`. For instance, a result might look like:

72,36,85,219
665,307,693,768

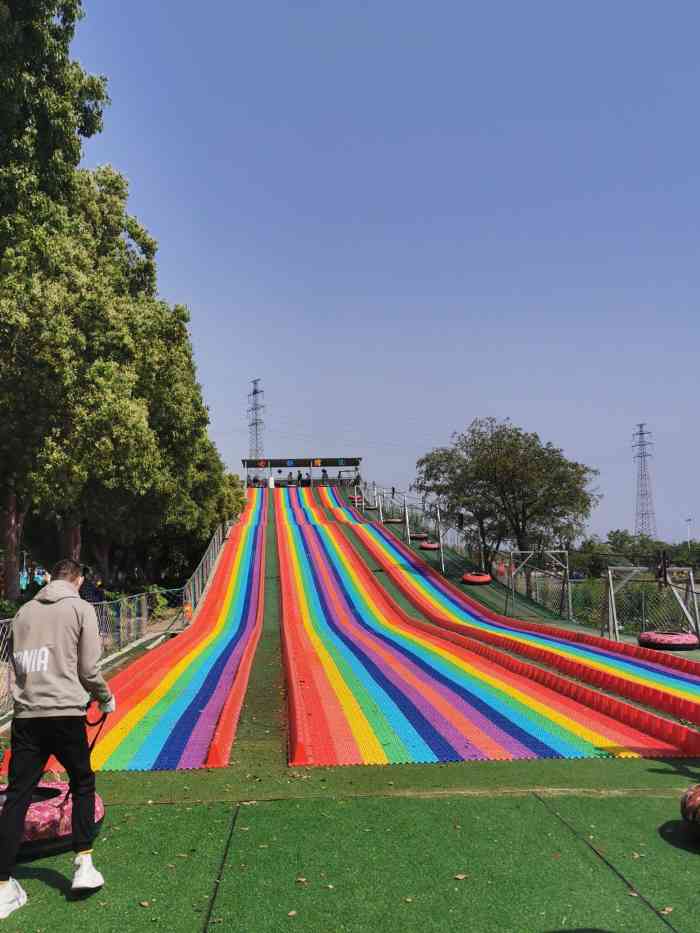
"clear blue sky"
74,2,699,542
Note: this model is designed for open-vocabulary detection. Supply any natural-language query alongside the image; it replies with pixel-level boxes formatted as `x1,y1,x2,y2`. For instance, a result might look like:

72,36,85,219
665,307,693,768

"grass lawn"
6,793,692,933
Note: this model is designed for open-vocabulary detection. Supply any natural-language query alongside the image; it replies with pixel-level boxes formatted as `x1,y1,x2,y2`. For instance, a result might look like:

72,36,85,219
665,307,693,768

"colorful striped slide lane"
285,486,364,525
275,487,687,766
351,518,700,729
316,485,365,523
88,488,267,771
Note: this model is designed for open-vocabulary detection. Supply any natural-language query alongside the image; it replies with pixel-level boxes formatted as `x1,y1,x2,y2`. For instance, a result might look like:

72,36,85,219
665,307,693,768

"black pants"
0,717,96,880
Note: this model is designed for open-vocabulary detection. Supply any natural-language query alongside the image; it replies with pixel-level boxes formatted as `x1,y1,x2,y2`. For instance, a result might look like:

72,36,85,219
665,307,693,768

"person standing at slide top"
0,559,116,919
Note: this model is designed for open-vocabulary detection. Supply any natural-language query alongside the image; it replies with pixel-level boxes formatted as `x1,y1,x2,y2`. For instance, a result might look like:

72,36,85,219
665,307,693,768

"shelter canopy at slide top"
241,458,362,469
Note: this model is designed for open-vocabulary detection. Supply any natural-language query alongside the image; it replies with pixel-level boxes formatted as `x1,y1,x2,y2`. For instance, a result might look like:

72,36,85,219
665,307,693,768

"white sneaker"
0,878,27,919
71,853,104,891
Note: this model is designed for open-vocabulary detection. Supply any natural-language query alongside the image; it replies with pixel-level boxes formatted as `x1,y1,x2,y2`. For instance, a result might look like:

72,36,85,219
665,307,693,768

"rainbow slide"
87,488,267,771
350,516,700,730
277,487,692,766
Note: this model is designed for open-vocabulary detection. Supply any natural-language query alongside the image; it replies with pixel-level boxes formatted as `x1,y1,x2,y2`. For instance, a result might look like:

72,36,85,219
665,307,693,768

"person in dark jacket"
79,570,105,605
0,559,115,918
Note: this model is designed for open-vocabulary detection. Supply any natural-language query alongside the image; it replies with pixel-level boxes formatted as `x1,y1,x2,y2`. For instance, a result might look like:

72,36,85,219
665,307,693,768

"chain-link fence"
603,567,700,639
569,578,606,628
499,551,572,620
93,587,186,652
0,519,232,720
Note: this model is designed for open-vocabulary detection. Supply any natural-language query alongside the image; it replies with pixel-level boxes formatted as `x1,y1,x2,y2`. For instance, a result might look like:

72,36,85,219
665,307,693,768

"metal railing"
0,518,234,720
361,481,557,622
182,521,231,616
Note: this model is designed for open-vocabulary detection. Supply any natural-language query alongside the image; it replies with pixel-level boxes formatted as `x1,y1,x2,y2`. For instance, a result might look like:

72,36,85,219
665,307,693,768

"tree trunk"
59,521,82,561
93,536,111,585
1,489,26,603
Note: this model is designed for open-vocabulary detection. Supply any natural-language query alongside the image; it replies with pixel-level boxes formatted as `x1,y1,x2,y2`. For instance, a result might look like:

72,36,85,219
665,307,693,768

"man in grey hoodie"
0,558,115,919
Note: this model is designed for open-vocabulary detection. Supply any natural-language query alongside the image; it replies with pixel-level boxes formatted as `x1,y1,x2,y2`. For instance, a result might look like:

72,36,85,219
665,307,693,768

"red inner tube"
637,631,700,651
462,572,493,585
419,542,439,551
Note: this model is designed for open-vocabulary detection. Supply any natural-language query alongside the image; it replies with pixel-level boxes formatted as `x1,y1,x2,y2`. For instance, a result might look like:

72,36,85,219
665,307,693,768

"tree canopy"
0,4,242,600
414,418,600,567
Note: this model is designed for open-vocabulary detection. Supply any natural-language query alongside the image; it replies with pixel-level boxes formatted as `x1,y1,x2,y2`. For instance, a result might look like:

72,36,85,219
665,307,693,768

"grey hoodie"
10,580,112,718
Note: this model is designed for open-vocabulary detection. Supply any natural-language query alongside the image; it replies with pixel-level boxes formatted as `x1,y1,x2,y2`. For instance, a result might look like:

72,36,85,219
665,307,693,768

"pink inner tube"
0,782,105,860
637,631,700,651
419,542,439,551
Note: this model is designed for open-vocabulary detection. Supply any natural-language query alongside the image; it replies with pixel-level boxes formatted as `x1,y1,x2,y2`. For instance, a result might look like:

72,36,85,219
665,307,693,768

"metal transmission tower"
247,378,265,459
633,423,657,538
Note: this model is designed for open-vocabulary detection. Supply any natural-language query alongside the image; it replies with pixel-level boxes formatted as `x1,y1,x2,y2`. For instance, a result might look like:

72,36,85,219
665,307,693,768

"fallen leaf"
660,908,674,915
628,891,638,898
454,873,468,881
288,910,298,917
140,901,151,908
295,876,308,885
404,896,414,903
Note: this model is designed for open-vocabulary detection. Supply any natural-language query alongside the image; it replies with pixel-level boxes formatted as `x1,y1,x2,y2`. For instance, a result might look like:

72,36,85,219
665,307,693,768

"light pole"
686,517,692,552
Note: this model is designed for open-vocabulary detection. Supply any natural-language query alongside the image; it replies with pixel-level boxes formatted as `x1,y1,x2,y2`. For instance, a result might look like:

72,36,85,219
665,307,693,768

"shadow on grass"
14,864,103,902
658,818,700,855
645,758,700,783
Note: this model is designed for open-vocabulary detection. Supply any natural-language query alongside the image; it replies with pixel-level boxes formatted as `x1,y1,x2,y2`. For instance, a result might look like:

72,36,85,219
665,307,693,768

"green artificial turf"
539,794,700,933
4,803,236,933
210,795,670,933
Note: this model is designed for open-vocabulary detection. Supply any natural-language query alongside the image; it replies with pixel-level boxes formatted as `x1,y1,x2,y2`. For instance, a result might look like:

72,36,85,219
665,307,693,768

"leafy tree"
413,446,507,569
0,0,107,215
1,167,161,593
0,0,107,598
0,5,240,599
415,419,600,574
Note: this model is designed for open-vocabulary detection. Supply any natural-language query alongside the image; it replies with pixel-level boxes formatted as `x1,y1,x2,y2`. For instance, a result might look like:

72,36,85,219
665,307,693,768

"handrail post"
404,495,411,545
436,505,445,574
